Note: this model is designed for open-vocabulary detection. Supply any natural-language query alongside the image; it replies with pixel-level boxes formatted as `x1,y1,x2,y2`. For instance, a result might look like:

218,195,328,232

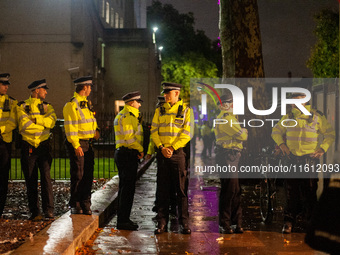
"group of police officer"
0,73,99,220
113,83,192,234
114,82,335,238
1,73,336,239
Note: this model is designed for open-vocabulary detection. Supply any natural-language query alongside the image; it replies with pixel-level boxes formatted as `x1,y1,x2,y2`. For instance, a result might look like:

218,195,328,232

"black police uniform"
114,91,144,230
0,73,17,217
63,76,98,215
17,79,56,219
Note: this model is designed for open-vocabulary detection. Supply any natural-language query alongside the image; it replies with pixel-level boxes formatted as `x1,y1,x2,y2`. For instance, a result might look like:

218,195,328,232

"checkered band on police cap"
73,76,93,86
161,82,182,93
28,79,49,90
0,73,10,85
122,91,143,103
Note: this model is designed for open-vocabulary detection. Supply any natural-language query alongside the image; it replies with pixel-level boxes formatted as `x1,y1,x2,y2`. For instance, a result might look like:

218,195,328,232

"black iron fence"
9,112,151,180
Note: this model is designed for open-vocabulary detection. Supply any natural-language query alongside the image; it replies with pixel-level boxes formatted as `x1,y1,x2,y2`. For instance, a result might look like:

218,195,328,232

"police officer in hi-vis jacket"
272,92,335,234
63,76,99,215
0,73,17,218
214,93,248,234
114,91,144,230
17,79,56,220
151,82,191,235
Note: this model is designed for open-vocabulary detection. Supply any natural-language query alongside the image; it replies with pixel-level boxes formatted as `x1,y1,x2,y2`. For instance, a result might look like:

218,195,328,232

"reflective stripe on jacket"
17,96,56,148
0,94,17,143
214,110,247,150
271,105,335,156
151,99,191,150
63,92,98,149
114,104,143,153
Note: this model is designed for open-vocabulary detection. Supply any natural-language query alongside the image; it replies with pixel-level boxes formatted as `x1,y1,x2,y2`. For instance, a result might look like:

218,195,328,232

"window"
101,0,105,18
115,12,119,28
119,17,124,28
110,8,114,27
105,2,110,24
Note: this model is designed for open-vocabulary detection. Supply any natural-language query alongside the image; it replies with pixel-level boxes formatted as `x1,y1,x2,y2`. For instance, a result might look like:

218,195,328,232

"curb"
10,157,155,255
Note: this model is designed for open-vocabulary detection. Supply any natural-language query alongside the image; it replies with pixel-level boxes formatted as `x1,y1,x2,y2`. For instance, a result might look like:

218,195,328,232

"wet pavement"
90,140,326,254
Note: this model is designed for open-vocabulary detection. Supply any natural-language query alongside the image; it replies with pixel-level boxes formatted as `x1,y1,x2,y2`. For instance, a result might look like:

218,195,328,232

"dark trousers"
284,155,318,223
114,147,139,223
156,148,189,226
190,135,196,158
216,148,242,227
21,140,54,215
154,154,177,213
67,140,94,210
202,135,212,157
0,140,11,216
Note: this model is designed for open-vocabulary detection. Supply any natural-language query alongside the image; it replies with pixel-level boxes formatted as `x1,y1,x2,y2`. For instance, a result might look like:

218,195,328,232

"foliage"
147,0,221,102
161,52,218,101
307,10,339,78
147,1,215,60
10,158,117,180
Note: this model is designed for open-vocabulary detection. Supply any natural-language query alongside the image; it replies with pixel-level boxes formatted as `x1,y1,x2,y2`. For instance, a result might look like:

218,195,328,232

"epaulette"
43,101,50,105
88,100,94,112
8,95,16,101
288,112,293,119
70,97,75,102
17,101,25,106
223,112,229,117
176,104,184,118
129,112,136,118
160,106,165,116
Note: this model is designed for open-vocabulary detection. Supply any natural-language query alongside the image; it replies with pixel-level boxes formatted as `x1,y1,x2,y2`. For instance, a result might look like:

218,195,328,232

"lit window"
119,17,124,28
105,2,110,24
115,12,119,28
101,0,105,18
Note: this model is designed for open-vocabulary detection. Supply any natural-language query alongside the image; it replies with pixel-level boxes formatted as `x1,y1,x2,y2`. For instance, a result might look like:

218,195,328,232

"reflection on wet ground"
91,140,323,254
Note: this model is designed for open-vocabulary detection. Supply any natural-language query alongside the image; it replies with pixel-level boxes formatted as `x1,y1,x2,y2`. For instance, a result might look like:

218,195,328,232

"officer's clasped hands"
161,146,173,158
279,143,290,156
310,148,325,159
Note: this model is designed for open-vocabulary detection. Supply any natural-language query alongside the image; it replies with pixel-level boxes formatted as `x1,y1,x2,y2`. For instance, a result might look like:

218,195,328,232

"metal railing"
9,112,151,180
9,112,117,180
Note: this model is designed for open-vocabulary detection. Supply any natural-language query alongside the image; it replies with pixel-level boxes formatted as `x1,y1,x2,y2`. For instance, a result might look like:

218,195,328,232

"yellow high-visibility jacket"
147,136,155,155
17,97,56,148
272,105,335,156
63,92,98,149
114,104,143,153
214,110,248,150
151,99,191,150
0,94,17,143
201,124,212,137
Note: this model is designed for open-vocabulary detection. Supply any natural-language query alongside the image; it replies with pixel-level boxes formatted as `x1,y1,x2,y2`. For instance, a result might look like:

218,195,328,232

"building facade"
0,0,161,122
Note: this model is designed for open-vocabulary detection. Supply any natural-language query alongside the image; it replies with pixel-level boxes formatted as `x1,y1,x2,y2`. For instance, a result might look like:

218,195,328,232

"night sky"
148,0,338,77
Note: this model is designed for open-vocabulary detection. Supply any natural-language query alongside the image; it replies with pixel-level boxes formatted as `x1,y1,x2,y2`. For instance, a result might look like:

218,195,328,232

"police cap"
73,76,93,86
0,73,10,85
161,82,182,93
157,95,165,103
28,79,49,90
290,92,306,98
219,93,233,104
156,95,165,107
122,91,143,103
